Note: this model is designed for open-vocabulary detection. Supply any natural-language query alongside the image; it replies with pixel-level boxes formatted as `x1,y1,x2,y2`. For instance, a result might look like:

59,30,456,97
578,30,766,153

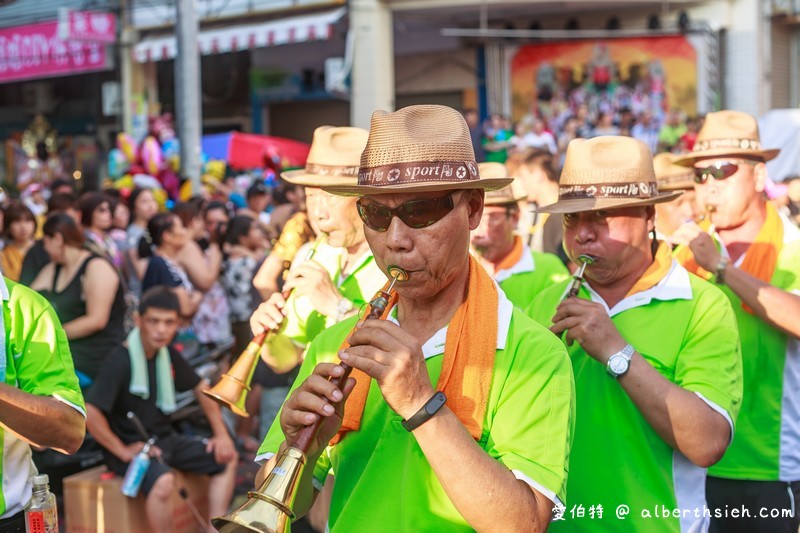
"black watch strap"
401,391,447,432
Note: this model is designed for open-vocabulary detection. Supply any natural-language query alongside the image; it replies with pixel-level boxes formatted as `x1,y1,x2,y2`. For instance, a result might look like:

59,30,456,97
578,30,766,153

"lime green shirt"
0,277,85,518
495,246,569,309
259,292,575,531
527,262,742,532
701,217,800,482
265,240,386,362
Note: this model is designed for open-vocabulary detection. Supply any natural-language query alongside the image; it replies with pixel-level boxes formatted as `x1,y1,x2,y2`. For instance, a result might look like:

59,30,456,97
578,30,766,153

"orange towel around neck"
676,202,783,313
493,235,524,274
626,242,673,297
331,255,498,445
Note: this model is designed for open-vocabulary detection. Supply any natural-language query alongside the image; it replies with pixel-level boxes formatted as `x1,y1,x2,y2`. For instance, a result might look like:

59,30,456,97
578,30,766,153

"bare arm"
720,264,800,338
252,251,284,301
174,286,202,318
176,240,221,291
0,384,85,454
62,259,119,339
85,403,131,461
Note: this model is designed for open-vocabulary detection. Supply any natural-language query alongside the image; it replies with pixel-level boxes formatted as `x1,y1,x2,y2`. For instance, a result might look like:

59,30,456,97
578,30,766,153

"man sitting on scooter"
85,287,238,532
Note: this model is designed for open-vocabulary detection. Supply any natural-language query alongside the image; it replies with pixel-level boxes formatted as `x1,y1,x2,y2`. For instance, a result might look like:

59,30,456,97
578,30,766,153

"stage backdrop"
510,36,698,123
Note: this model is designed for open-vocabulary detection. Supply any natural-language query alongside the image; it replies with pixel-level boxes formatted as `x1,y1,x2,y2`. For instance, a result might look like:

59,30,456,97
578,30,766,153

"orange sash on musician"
331,255,497,445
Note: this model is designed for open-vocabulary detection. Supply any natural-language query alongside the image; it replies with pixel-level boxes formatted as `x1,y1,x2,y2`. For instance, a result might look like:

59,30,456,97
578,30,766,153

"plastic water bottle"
25,474,57,533
120,438,154,498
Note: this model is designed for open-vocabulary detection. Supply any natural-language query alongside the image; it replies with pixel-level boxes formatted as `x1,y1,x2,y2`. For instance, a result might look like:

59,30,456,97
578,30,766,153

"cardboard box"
63,465,209,533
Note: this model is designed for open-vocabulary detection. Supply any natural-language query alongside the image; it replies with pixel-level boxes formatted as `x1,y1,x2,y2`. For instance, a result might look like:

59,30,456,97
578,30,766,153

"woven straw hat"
323,105,512,196
538,136,682,214
673,110,779,167
281,126,368,186
653,153,694,192
480,162,527,205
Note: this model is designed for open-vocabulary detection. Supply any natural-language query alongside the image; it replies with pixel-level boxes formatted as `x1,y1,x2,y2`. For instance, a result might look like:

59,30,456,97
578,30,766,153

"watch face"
609,356,629,375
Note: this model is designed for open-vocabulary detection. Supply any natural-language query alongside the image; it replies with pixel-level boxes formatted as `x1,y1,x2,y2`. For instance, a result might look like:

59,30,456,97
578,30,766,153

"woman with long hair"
125,188,159,297
139,212,202,319
78,192,124,272
30,214,126,384
1,201,37,282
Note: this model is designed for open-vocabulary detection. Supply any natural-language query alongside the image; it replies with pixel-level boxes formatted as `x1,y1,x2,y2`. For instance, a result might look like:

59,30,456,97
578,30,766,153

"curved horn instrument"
211,266,409,532
203,239,324,417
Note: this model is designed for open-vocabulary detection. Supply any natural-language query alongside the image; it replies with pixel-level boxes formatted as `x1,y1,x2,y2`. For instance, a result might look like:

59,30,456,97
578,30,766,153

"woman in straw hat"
471,162,569,310
256,105,574,531
671,110,800,533
526,135,742,533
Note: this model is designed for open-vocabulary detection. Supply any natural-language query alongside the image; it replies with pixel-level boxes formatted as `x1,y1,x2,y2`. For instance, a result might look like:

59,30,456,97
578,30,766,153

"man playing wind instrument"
254,105,575,531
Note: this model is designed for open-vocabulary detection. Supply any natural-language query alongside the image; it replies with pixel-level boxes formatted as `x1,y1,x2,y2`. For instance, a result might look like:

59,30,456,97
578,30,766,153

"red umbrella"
203,132,310,171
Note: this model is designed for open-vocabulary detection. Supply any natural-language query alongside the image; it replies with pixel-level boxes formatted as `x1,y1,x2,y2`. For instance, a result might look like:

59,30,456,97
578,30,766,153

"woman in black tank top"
29,214,126,384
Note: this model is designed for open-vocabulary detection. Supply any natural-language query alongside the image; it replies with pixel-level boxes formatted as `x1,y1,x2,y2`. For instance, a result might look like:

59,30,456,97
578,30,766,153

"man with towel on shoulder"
255,105,575,531
85,287,238,533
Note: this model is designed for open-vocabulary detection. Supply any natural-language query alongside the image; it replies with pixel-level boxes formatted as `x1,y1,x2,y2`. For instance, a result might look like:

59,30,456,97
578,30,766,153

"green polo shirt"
683,216,800,482
0,277,85,518
265,240,386,361
258,291,575,531
527,261,742,532
494,245,569,309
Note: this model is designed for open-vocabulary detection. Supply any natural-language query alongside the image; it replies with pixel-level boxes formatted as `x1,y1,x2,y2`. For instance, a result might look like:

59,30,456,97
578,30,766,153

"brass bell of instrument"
211,447,306,532
203,334,266,417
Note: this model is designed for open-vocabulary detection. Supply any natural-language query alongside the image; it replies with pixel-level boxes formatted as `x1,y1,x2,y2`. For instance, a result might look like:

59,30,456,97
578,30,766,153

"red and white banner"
58,9,117,43
133,7,344,63
0,20,111,84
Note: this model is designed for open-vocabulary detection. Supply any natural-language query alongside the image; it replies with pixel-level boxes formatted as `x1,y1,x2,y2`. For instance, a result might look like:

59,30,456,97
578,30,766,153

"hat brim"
280,169,358,187
536,191,683,214
321,178,513,197
673,148,780,167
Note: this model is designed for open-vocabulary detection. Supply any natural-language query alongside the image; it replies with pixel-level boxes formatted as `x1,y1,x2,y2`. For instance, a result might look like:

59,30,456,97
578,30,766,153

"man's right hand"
250,292,289,336
280,363,356,459
120,442,162,463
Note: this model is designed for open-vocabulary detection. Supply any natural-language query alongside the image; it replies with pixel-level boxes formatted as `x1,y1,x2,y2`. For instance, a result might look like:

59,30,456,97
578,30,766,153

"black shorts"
106,434,226,496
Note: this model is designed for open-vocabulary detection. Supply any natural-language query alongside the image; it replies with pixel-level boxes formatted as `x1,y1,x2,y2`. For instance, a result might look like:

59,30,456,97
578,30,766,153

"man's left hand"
550,298,627,364
340,319,434,421
282,262,341,317
686,231,722,272
206,435,237,465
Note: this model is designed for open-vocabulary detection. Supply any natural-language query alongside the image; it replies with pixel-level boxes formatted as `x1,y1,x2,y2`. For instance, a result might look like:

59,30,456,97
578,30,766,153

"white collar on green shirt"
494,243,535,284
0,276,9,301
579,260,693,318
387,283,513,359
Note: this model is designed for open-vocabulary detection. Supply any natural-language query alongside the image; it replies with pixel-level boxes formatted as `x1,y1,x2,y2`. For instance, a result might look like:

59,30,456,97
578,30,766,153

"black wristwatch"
401,392,447,432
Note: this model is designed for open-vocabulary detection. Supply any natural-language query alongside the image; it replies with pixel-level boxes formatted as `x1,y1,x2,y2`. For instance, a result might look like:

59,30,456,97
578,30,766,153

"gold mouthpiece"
387,266,410,282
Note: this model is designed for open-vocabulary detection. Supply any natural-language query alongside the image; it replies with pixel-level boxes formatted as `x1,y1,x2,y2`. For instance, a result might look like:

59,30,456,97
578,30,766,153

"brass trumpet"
211,266,409,533
203,240,322,417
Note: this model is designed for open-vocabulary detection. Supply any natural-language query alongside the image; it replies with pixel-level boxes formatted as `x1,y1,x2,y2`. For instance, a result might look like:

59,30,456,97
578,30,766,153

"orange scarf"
494,235,524,274
675,203,783,312
332,255,497,445
626,242,673,297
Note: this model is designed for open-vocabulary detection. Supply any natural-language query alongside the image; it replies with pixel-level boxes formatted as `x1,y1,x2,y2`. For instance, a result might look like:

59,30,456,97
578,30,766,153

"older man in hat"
471,162,568,309
672,110,800,532
248,127,385,445
652,152,701,244
526,136,742,532
254,105,575,531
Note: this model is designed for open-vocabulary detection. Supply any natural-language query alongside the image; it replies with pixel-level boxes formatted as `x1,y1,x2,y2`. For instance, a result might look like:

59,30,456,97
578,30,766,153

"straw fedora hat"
537,136,682,214
673,110,780,167
323,105,512,196
480,162,527,205
653,152,694,192
281,126,368,186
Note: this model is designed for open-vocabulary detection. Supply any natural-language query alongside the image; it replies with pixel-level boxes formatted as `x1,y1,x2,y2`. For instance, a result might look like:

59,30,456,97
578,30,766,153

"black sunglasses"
693,161,745,184
356,194,457,232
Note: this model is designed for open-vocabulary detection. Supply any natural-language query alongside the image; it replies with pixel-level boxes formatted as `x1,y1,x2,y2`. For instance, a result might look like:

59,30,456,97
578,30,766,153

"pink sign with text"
0,20,111,84
59,9,117,43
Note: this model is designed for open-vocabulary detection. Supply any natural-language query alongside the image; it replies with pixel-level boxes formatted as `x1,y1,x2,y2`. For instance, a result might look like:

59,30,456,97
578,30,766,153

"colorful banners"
58,9,117,43
0,20,111,84
510,36,698,122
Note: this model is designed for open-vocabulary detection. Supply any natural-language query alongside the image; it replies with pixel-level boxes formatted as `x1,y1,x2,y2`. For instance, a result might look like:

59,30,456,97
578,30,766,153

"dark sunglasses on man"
693,159,760,184
357,193,460,232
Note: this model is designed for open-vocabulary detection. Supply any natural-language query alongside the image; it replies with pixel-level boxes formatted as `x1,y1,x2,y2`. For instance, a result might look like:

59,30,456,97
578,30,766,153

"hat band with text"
560,181,658,200
358,160,479,187
304,163,360,177
694,138,762,152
